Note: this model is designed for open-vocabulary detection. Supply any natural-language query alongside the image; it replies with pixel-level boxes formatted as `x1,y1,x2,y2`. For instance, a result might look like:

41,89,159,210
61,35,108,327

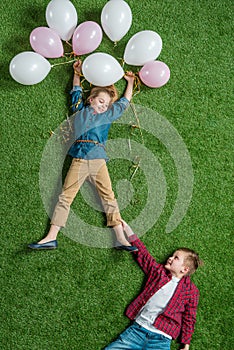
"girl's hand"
73,59,82,75
123,71,135,101
120,220,128,230
73,60,82,86
120,220,134,237
124,71,135,83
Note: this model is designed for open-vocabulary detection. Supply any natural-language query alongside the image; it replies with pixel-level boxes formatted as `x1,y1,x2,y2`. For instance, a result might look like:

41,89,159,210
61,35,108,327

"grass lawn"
0,0,233,349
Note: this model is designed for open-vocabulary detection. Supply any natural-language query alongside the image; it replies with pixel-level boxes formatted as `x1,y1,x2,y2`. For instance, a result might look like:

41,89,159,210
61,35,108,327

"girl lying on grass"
28,60,138,253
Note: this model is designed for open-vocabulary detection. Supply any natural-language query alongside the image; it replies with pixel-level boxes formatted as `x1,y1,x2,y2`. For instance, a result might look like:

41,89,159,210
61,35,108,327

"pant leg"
104,324,145,350
51,159,88,227
146,332,171,350
90,159,121,227
105,323,171,350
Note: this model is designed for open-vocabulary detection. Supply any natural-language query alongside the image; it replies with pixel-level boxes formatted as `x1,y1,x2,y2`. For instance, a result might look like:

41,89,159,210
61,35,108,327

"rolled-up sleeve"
104,97,130,122
70,86,84,113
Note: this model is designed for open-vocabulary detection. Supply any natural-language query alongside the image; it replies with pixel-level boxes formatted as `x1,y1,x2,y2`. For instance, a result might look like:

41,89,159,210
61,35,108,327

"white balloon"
124,30,163,66
46,0,78,41
82,53,124,86
9,51,51,85
101,0,132,42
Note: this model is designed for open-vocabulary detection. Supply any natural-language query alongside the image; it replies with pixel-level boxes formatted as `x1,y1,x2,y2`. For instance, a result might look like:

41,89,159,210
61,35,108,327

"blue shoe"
115,242,138,253
28,240,58,250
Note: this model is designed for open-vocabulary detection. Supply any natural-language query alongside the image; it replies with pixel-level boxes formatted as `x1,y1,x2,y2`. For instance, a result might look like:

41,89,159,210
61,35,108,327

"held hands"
120,220,135,237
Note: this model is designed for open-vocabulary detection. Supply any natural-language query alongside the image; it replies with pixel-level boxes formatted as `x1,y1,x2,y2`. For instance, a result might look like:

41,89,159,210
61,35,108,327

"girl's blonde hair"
87,85,119,105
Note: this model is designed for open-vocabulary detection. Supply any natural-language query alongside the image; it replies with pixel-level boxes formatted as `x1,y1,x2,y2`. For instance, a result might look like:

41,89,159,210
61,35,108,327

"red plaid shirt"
127,235,200,345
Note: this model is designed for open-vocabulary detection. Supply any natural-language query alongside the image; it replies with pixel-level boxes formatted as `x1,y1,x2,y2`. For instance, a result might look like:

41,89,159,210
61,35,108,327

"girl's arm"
123,71,135,101
73,60,82,86
70,60,84,113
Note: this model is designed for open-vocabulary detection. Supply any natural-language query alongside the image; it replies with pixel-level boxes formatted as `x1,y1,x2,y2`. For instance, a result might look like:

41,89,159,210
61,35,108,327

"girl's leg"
36,159,88,244
92,160,131,246
37,224,60,244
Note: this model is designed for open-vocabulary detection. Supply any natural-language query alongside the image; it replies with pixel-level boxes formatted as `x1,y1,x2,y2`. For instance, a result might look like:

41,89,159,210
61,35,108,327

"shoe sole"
115,247,138,253
28,246,57,250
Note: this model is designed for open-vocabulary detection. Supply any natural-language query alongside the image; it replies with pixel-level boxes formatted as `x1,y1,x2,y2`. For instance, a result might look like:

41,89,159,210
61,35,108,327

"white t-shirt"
136,276,180,339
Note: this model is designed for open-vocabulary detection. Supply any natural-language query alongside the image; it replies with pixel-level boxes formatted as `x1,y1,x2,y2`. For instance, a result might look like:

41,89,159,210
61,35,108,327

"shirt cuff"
119,96,130,106
70,86,82,94
128,234,138,243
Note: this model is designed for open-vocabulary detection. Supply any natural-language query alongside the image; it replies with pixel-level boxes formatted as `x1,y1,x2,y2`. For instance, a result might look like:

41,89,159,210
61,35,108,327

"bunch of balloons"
9,0,170,88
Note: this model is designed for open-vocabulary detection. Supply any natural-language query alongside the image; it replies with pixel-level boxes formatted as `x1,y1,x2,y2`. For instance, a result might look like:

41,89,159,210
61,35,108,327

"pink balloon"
72,21,103,56
139,61,170,88
30,27,64,58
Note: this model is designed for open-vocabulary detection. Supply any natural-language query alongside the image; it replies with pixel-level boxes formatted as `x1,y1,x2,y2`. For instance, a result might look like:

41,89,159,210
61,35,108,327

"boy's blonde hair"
178,248,204,275
87,85,119,105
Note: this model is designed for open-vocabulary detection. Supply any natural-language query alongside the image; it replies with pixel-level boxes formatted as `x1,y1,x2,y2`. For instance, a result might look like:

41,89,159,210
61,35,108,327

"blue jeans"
105,322,171,350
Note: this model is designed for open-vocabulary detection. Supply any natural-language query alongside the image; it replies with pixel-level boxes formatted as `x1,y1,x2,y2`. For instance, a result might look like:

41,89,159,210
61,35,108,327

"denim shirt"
68,86,130,160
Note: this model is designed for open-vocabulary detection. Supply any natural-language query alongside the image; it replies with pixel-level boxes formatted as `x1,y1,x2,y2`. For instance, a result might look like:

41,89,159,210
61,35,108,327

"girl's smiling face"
89,92,111,114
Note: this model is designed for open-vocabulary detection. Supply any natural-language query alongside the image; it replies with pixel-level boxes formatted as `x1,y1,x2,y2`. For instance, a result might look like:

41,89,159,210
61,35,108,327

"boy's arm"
121,221,161,275
123,72,135,101
180,287,200,347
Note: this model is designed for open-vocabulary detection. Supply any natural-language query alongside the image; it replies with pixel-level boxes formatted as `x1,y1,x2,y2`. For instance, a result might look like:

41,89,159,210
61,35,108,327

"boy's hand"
120,219,128,230
120,220,134,237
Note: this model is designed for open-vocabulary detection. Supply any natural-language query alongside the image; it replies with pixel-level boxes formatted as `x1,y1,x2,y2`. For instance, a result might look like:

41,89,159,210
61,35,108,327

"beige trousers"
51,158,121,227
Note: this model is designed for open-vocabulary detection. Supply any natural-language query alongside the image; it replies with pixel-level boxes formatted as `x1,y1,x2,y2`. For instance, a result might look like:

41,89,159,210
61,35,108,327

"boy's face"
90,92,111,114
164,250,189,277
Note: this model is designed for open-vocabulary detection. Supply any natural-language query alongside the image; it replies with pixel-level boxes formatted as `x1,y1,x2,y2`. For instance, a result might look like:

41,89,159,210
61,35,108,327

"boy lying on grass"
105,220,203,350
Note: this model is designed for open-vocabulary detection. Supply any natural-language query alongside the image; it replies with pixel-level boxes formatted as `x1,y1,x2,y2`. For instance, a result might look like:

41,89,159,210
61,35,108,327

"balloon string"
64,51,75,57
79,77,86,90
51,58,77,68
132,73,141,97
129,101,144,146
129,156,141,182
65,41,73,47
116,57,125,69
128,99,144,182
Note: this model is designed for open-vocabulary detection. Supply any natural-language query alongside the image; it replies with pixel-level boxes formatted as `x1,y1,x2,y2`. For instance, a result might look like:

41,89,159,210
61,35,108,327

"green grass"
0,0,233,349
